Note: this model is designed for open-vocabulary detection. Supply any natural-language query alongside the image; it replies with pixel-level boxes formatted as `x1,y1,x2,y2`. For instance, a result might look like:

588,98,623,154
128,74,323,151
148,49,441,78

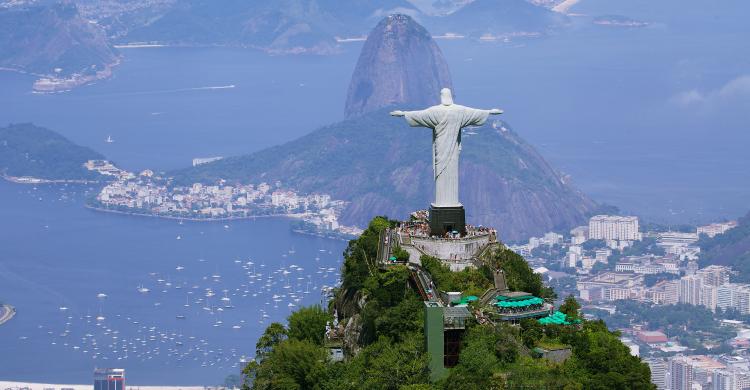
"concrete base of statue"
429,204,466,236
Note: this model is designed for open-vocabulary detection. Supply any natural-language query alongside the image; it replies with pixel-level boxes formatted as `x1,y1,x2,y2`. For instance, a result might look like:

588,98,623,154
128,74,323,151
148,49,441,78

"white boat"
106,135,114,143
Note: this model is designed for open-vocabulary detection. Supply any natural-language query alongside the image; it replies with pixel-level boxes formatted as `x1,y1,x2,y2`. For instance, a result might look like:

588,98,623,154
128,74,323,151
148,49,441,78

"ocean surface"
0,179,347,384
1,1,749,383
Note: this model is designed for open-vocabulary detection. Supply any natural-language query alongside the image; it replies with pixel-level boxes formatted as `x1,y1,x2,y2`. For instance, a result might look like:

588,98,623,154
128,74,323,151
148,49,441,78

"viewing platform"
395,214,497,271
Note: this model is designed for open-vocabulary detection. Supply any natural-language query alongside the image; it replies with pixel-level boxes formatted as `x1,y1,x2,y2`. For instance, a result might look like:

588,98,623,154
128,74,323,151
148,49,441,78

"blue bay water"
0,180,346,384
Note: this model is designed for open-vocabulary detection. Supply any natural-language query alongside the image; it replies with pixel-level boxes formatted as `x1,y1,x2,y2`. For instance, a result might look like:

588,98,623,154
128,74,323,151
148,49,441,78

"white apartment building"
570,226,588,245
696,265,733,287
657,232,699,254
670,356,695,390
645,358,668,390
589,215,640,241
577,272,643,302
646,280,679,305
679,275,702,306
678,275,721,311
712,369,750,390
717,283,750,315
698,221,738,238
669,355,727,390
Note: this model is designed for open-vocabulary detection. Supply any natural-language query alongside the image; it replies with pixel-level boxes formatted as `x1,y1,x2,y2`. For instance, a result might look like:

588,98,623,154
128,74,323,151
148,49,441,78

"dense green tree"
520,319,544,348
247,339,328,390
444,325,502,390
421,255,492,297
356,337,430,389
493,330,520,365
561,320,654,389
287,306,331,346
581,239,606,251
393,246,410,262
372,295,424,343
486,246,555,299
559,295,581,321
255,322,288,361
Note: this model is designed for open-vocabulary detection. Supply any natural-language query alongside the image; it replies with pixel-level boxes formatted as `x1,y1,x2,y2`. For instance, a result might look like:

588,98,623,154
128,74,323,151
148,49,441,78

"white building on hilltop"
698,221,738,238
589,215,640,241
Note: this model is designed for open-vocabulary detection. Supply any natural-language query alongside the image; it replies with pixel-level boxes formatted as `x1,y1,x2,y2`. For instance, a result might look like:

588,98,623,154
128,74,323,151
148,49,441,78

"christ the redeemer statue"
391,88,502,235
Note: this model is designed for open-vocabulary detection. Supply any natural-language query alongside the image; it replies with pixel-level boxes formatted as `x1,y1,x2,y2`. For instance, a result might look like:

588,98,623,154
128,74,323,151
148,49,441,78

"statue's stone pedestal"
429,205,466,236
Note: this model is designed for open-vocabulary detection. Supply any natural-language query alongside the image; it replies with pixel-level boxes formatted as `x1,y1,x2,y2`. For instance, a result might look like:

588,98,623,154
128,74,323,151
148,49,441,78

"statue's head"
440,88,454,106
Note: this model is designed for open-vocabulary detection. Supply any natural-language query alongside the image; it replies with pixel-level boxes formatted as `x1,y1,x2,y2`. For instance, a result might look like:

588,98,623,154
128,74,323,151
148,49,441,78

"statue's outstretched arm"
488,109,503,115
390,110,406,117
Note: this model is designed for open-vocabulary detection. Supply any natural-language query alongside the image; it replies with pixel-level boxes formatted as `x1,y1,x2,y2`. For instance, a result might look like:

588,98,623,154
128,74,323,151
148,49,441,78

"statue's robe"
404,104,492,207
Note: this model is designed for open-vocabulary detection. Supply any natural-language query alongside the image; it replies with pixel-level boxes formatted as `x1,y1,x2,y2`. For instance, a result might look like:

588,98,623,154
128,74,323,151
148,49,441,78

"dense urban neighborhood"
512,214,748,389
86,160,362,238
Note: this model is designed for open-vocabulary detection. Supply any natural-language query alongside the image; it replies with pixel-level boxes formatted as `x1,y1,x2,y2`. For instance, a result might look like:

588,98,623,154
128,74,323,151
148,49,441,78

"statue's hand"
489,109,504,115
390,110,406,117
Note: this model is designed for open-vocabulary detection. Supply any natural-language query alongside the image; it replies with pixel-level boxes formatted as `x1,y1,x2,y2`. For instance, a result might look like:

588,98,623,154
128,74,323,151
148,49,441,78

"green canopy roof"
495,297,544,308
538,311,581,325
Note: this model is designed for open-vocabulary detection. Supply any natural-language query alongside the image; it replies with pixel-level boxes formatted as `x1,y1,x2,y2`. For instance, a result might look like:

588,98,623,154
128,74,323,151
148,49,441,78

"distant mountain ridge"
425,0,568,37
0,1,119,89
78,0,566,52
0,123,105,181
115,0,421,53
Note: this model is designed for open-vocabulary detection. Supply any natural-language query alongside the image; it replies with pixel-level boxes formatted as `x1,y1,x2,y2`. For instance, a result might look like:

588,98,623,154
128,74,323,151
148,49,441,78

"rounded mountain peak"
344,14,453,118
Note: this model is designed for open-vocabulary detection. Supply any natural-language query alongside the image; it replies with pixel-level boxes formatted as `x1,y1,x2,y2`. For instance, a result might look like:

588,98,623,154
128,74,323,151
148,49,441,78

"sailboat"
106,135,114,143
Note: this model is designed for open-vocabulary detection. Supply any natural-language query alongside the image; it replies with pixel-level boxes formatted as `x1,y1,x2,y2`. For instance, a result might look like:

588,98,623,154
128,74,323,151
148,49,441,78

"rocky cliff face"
344,14,452,118
0,1,118,78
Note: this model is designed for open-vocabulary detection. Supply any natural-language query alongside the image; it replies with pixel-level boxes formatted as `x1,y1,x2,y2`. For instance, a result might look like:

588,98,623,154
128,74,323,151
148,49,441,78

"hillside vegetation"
699,212,750,282
242,217,653,389
0,123,105,181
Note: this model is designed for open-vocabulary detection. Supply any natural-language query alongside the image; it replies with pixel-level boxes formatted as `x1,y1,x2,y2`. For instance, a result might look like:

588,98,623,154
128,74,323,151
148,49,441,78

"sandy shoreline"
85,204,309,222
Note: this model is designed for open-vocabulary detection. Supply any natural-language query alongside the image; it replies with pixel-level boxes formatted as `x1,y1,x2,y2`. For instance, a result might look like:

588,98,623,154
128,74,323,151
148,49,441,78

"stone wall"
411,234,491,261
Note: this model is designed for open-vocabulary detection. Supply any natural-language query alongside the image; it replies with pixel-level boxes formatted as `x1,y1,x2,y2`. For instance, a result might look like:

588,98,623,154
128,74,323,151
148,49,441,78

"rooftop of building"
579,272,642,285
